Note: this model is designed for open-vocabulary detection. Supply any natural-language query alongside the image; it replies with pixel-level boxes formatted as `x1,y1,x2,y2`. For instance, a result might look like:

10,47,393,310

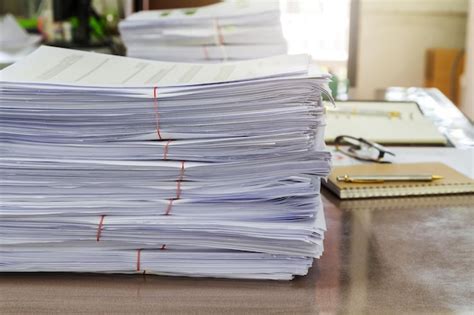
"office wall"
352,0,468,99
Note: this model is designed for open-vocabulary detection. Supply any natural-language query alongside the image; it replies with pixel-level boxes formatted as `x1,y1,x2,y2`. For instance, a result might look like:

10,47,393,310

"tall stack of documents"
119,1,287,62
0,46,331,280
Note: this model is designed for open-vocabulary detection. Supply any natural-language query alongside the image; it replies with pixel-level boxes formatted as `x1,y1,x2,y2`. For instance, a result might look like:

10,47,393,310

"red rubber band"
160,244,167,250
164,161,185,215
163,140,171,160
165,199,174,215
96,215,105,242
203,45,209,60
176,181,182,199
153,87,163,140
214,19,224,45
136,249,142,272
179,161,185,181
176,161,185,199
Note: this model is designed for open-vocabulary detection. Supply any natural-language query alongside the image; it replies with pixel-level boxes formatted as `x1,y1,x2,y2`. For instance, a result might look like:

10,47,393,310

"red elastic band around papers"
179,161,185,181
214,19,224,45
203,46,209,60
176,181,182,199
165,199,174,215
136,249,142,271
176,161,185,199
96,215,105,242
161,244,167,250
164,161,185,215
163,140,171,160
153,87,163,140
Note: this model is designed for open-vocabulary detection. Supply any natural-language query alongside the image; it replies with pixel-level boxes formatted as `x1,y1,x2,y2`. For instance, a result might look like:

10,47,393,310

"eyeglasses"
334,135,395,163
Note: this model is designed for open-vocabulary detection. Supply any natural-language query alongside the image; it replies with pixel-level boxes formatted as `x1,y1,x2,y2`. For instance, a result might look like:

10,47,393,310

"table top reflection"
1,192,473,314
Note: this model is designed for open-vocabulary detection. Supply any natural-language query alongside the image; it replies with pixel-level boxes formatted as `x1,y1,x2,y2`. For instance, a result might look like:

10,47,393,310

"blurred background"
0,0,472,120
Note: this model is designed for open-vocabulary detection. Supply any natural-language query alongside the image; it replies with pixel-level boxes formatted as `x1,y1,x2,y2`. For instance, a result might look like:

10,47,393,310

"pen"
336,174,444,183
326,107,401,118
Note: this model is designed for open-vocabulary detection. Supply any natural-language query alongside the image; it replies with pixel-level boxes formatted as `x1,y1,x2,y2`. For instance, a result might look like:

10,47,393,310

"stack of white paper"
0,14,41,64
0,46,331,280
119,1,287,62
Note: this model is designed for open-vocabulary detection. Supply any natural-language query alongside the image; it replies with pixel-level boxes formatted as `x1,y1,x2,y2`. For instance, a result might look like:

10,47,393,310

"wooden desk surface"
1,192,473,314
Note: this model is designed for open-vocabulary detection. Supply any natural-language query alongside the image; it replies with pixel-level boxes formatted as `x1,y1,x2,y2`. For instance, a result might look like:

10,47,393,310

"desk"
1,87,472,313
1,193,473,314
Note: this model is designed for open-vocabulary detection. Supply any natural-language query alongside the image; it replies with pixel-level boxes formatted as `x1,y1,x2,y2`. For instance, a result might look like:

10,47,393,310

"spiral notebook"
324,162,474,199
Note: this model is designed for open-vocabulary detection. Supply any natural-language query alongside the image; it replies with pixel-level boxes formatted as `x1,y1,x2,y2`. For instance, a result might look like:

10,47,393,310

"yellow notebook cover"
324,162,474,199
